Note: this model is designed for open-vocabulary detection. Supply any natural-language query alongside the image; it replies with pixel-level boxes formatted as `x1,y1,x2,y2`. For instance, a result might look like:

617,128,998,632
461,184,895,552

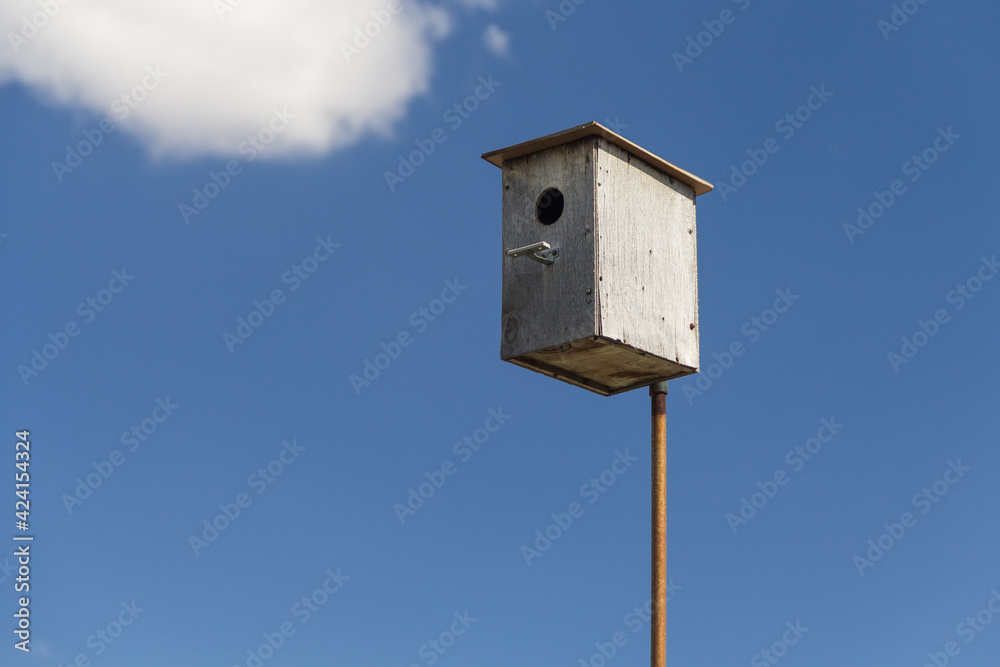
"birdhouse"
482,122,713,396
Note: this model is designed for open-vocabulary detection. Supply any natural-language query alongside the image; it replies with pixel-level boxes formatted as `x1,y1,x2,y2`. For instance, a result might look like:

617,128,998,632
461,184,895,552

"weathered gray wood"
596,139,699,373
482,121,713,196
500,137,598,359
488,124,709,396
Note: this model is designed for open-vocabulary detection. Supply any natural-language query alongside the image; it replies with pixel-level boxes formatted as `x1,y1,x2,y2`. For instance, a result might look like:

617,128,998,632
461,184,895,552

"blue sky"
2,0,999,665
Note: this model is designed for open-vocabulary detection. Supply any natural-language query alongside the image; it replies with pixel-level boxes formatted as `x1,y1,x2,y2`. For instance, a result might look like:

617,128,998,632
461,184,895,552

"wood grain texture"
596,139,699,373
511,336,695,396
496,135,701,396
500,137,598,359
482,121,713,196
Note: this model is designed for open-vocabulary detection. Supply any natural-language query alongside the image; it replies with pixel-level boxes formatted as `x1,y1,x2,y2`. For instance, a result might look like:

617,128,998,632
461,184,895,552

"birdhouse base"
504,336,696,396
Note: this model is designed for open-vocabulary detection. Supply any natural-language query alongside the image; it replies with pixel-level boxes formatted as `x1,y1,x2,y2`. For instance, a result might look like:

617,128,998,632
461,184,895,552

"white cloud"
0,0,466,160
482,23,509,58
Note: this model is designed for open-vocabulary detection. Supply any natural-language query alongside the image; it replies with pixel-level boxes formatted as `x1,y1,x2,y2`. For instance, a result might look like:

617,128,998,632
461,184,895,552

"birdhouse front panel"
499,137,598,361
484,122,712,396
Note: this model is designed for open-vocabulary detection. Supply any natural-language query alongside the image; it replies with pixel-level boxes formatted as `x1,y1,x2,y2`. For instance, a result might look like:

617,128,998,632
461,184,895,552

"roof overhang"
481,121,714,197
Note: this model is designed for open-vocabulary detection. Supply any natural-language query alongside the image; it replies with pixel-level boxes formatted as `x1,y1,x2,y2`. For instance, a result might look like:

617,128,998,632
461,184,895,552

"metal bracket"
505,241,559,266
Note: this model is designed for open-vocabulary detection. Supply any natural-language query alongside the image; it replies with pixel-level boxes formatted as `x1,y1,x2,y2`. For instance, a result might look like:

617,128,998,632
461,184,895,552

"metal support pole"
650,381,668,667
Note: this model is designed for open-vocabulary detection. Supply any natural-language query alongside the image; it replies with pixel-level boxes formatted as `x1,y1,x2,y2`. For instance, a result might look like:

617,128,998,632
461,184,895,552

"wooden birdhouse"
482,122,713,396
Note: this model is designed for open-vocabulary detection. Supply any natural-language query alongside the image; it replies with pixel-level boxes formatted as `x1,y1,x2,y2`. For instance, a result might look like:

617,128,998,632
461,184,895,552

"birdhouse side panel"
595,140,700,372
500,139,599,359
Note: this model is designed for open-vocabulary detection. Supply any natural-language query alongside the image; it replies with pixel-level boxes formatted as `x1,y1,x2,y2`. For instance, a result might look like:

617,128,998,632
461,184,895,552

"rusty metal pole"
650,381,668,667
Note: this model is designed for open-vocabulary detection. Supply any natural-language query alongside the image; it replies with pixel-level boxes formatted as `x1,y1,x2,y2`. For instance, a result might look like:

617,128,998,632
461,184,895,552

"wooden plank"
500,137,599,359
482,121,714,197
596,139,700,372
510,336,696,396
